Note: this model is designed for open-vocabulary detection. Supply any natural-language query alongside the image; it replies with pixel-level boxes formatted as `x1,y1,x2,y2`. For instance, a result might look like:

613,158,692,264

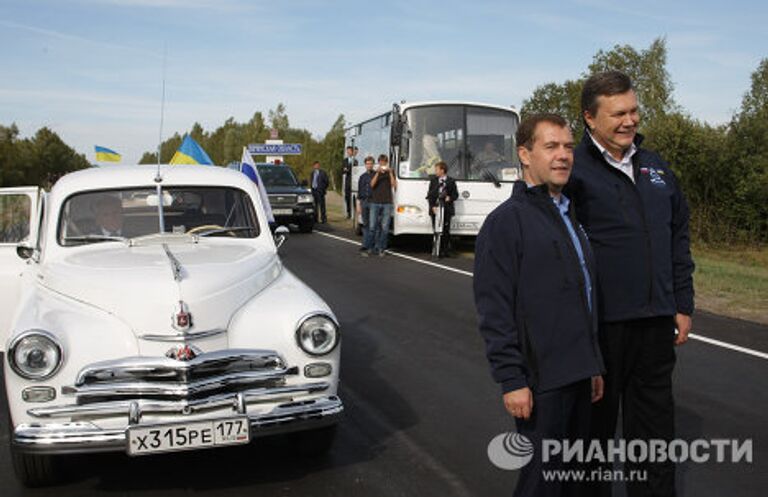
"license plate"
272,208,293,215
452,221,479,230
127,417,250,456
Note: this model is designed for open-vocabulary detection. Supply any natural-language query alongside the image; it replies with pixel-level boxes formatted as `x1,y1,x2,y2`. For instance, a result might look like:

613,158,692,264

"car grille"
268,194,297,207
29,350,330,419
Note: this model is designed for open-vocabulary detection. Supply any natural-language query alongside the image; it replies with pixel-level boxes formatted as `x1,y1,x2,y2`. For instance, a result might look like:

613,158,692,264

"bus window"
404,106,464,178
467,107,519,182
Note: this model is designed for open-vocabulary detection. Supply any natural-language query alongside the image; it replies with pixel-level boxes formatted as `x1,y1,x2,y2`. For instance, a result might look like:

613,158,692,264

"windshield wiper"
480,169,502,188
197,226,256,237
64,234,127,244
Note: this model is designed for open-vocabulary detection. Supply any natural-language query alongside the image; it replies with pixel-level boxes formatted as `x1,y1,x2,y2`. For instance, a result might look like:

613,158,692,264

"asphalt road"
1,228,766,496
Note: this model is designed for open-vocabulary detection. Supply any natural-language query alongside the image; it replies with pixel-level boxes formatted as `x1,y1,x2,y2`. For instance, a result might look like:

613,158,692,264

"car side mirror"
16,243,35,261
274,225,289,249
300,179,308,187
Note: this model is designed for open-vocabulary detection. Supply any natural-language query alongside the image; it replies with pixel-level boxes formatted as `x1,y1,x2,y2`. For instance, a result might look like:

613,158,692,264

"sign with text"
247,143,303,155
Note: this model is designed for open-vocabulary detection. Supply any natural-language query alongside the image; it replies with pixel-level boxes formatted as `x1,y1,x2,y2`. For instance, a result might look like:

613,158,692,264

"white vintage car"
0,165,342,486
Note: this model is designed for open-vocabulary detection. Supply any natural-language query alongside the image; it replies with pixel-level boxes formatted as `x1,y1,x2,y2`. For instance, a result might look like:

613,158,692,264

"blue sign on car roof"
247,144,302,155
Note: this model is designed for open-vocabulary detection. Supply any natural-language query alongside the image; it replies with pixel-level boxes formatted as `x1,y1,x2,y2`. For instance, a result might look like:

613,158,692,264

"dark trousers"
344,188,352,218
312,190,327,223
514,379,591,497
589,316,676,497
429,211,452,255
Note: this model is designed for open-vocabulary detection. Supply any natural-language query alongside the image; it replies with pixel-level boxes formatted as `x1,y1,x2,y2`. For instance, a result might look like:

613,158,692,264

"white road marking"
687,333,768,360
315,231,473,277
314,230,768,361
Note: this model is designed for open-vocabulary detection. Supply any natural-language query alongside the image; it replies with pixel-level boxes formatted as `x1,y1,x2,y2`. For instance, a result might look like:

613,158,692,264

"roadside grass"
692,244,768,324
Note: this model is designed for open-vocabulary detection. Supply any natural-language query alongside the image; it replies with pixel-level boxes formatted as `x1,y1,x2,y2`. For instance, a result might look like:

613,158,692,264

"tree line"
522,38,768,244
0,125,90,188
137,103,347,190
1,38,766,243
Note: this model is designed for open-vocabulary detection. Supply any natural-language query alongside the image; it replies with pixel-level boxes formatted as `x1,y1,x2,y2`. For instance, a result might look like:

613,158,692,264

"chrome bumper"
14,395,343,455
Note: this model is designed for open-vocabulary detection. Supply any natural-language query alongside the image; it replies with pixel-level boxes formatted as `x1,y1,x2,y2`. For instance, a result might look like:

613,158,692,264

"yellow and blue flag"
94,146,121,162
169,135,214,165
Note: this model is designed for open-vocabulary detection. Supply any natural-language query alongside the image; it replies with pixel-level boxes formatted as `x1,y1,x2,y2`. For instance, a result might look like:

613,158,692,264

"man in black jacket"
475,114,604,497
567,71,695,497
310,160,329,223
426,161,459,257
341,146,357,219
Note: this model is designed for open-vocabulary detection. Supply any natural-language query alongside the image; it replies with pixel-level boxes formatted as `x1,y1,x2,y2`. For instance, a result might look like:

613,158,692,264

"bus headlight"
397,205,423,215
298,193,314,204
296,315,339,356
9,330,63,380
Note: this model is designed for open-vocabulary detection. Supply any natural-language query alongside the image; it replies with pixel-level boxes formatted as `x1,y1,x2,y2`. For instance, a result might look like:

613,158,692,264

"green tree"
588,37,676,122
268,103,290,133
725,58,768,240
521,37,676,136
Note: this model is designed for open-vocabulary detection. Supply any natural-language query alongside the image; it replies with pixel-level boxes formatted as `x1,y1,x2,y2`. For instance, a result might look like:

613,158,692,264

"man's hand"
674,313,692,345
503,387,533,420
591,376,604,403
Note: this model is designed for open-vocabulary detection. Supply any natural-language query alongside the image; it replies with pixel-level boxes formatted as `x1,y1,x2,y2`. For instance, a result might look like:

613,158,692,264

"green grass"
692,244,768,324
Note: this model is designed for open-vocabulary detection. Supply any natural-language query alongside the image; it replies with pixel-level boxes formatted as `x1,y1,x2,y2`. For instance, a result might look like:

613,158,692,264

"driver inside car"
92,194,124,237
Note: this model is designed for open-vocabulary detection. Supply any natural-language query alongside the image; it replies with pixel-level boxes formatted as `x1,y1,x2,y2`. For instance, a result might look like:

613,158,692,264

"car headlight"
296,314,339,356
8,330,63,380
298,193,314,204
396,204,423,215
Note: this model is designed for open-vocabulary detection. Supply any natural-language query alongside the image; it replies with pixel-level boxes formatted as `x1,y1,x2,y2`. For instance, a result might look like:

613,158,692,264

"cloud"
0,19,159,57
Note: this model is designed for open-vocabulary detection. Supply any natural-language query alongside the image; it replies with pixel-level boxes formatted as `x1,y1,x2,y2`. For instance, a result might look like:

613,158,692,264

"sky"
0,0,765,164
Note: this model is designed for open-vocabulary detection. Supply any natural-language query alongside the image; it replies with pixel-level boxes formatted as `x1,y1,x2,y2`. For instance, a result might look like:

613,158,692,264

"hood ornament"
172,300,193,332
165,344,201,361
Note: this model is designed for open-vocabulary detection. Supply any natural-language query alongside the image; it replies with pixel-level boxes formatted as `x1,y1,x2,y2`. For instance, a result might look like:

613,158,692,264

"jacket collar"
580,130,645,160
512,180,552,199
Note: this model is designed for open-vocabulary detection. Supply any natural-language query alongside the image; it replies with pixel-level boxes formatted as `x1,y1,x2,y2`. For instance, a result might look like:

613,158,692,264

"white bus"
346,101,521,236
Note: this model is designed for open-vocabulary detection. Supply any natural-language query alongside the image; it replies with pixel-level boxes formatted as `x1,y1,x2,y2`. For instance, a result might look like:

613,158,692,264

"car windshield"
256,165,299,187
58,186,259,246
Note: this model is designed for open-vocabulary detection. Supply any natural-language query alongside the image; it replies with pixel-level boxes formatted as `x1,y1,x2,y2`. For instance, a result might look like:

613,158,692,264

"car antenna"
155,44,167,233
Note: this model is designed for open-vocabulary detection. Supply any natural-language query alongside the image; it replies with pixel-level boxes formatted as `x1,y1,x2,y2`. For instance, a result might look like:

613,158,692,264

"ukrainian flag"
94,146,121,162
169,135,214,165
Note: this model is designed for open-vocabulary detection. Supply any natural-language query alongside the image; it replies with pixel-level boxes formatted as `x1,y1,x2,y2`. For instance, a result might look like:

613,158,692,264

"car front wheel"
10,445,58,487
298,220,314,233
292,425,337,457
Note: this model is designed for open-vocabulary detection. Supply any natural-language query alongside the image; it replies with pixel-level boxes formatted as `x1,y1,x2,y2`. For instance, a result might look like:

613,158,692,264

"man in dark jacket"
475,113,604,497
567,71,695,497
357,156,375,255
310,160,329,223
342,146,357,219
426,161,459,257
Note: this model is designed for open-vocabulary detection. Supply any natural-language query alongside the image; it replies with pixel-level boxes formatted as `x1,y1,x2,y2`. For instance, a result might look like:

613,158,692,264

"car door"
0,187,41,350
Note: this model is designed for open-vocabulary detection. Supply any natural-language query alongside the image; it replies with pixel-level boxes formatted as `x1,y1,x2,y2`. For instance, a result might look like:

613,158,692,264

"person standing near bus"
475,113,604,497
567,71,694,497
310,160,329,224
357,156,375,256
426,161,459,257
342,146,357,219
364,154,397,256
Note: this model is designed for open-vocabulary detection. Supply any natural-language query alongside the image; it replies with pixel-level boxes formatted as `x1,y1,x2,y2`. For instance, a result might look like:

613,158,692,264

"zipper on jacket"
537,194,593,322
596,154,655,309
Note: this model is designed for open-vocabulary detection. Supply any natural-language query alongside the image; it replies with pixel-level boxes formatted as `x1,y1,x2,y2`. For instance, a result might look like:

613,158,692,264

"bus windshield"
400,105,520,182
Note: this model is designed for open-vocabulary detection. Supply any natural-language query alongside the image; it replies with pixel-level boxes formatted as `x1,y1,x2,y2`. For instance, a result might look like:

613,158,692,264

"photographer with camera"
363,154,397,257
426,161,459,257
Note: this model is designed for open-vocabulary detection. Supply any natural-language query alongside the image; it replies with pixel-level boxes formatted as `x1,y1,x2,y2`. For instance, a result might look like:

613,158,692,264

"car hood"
265,186,311,195
40,241,281,337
